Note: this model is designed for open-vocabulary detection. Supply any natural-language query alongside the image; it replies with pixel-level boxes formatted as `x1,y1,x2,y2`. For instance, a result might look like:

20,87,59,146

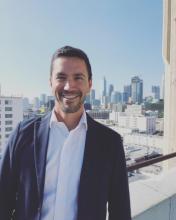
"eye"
75,75,84,81
56,75,66,81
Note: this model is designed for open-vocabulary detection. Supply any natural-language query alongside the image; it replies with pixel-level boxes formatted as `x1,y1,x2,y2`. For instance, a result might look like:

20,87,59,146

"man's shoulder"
17,112,51,133
86,113,121,139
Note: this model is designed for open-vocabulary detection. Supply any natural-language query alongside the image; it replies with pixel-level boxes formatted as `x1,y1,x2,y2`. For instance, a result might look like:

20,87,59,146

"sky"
0,0,164,100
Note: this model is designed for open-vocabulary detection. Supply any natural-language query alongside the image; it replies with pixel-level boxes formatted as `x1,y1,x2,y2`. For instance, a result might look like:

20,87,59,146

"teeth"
63,94,79,99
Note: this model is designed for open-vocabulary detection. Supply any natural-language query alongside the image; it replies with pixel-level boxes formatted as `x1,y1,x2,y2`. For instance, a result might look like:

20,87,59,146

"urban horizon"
0,74,163,102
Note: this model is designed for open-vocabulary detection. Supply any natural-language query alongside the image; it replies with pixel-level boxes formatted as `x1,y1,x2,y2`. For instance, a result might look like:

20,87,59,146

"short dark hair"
50,46,92,80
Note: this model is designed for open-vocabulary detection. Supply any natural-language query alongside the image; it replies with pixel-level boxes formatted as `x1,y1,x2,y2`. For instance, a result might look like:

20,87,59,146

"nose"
64,79,75,91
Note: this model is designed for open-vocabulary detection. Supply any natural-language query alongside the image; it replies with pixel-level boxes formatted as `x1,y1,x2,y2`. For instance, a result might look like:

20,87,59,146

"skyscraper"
40,93,47,106
101,77,106,96
111,91,122,104
101,77,107,104
108,84,114,97
131,76,143,104
90,89,95,104
123,85,131,103
107,84,114,104
152,86,160,100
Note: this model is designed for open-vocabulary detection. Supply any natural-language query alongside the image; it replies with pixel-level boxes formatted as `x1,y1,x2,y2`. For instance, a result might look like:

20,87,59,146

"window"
5,120,12,125
5,127,13,132
5,107,12,111
5,114,12,118
5,134,10,138
5,100,12,105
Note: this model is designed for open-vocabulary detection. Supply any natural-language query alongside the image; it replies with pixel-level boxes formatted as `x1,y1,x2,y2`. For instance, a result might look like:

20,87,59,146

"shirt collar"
50,109,87,131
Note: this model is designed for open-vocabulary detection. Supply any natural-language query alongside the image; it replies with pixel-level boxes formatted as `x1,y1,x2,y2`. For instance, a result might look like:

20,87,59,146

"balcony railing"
127,152,176,172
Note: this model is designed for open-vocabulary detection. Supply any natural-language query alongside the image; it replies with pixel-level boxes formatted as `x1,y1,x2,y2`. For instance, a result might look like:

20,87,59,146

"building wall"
124,134,164,149
118,115,156,134
0,96,23,151
163,0,176,167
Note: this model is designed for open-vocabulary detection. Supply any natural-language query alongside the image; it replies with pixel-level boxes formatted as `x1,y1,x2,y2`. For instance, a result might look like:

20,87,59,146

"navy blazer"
0,113,131,220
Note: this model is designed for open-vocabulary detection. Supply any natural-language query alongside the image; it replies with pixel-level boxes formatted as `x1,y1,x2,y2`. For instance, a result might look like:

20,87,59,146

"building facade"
131,76,143,104
163,0,176,167
0,96,23,151
152,86,160,100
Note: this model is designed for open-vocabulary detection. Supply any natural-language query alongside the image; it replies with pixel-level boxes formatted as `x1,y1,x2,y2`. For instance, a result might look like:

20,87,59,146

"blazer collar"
34,112,51,203
78,114,101,214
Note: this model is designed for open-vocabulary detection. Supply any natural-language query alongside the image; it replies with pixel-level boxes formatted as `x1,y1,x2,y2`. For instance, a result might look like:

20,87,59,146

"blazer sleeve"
108,135,131,220
0,123,21,219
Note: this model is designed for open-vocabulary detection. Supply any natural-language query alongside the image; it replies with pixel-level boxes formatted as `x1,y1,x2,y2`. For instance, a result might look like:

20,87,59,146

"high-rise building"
108,84,114,97
40,94,47,106
131,76,143,104
101,77,107,104
33,97,40,111
111,91,122,104
111,91,117,104
23,97,30,111
152,86,160,100
123,85,131,103
90,89,95,104
0,96,23,151
47,96,55,111
101,77,107,97
85,94,90,104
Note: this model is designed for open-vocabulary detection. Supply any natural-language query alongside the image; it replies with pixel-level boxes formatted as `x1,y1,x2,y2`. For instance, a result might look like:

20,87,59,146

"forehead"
52,57,88,74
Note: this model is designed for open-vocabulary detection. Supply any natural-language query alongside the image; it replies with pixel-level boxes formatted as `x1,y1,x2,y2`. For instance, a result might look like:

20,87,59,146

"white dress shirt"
40,110,87,220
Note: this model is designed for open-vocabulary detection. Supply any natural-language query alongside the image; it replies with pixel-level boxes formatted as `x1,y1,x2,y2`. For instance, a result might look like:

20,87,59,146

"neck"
54,107,84,131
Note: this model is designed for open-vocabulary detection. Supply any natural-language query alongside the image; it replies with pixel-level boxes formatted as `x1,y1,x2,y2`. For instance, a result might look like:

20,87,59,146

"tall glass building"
131,76,143,104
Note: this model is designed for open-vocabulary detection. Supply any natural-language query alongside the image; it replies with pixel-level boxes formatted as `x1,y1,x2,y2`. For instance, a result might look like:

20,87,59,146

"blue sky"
0,0,163,99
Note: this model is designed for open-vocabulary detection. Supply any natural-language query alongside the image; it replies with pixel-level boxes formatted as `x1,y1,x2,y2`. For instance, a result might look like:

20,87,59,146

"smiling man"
50,54,92,129
0,46,131,220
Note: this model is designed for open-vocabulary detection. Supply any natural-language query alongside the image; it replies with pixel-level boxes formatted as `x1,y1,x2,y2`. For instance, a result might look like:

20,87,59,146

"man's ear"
89,79,92,89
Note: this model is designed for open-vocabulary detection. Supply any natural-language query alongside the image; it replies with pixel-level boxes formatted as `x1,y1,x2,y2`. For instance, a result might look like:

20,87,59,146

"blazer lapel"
77,115,100,217
34,112,51,203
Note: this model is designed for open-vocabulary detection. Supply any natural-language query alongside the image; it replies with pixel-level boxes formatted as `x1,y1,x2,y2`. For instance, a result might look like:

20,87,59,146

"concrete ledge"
130,168,176,220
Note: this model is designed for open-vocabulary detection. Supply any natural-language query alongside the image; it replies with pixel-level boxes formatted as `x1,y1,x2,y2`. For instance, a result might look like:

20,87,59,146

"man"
0,46,131,220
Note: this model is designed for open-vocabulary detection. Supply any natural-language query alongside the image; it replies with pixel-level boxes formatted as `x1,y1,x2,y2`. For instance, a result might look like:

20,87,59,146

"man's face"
50,57,92,114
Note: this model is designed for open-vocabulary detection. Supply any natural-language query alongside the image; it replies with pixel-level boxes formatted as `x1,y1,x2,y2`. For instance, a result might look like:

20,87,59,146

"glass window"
5,100,12,105
5,127,13,132
5,134,10,138
5,121,12,125
5,114,13,118
5,107,12,111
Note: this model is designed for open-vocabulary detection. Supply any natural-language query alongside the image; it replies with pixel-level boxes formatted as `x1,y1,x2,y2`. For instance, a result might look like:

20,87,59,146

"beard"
55,90,86,113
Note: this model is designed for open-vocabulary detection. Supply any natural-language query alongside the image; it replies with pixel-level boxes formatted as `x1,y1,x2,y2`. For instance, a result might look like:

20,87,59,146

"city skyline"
20,76,161,105
0,0,164,99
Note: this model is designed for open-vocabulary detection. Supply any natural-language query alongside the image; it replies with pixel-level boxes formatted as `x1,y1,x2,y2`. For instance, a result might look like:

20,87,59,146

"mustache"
59,91,82,97
55,90,83,99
